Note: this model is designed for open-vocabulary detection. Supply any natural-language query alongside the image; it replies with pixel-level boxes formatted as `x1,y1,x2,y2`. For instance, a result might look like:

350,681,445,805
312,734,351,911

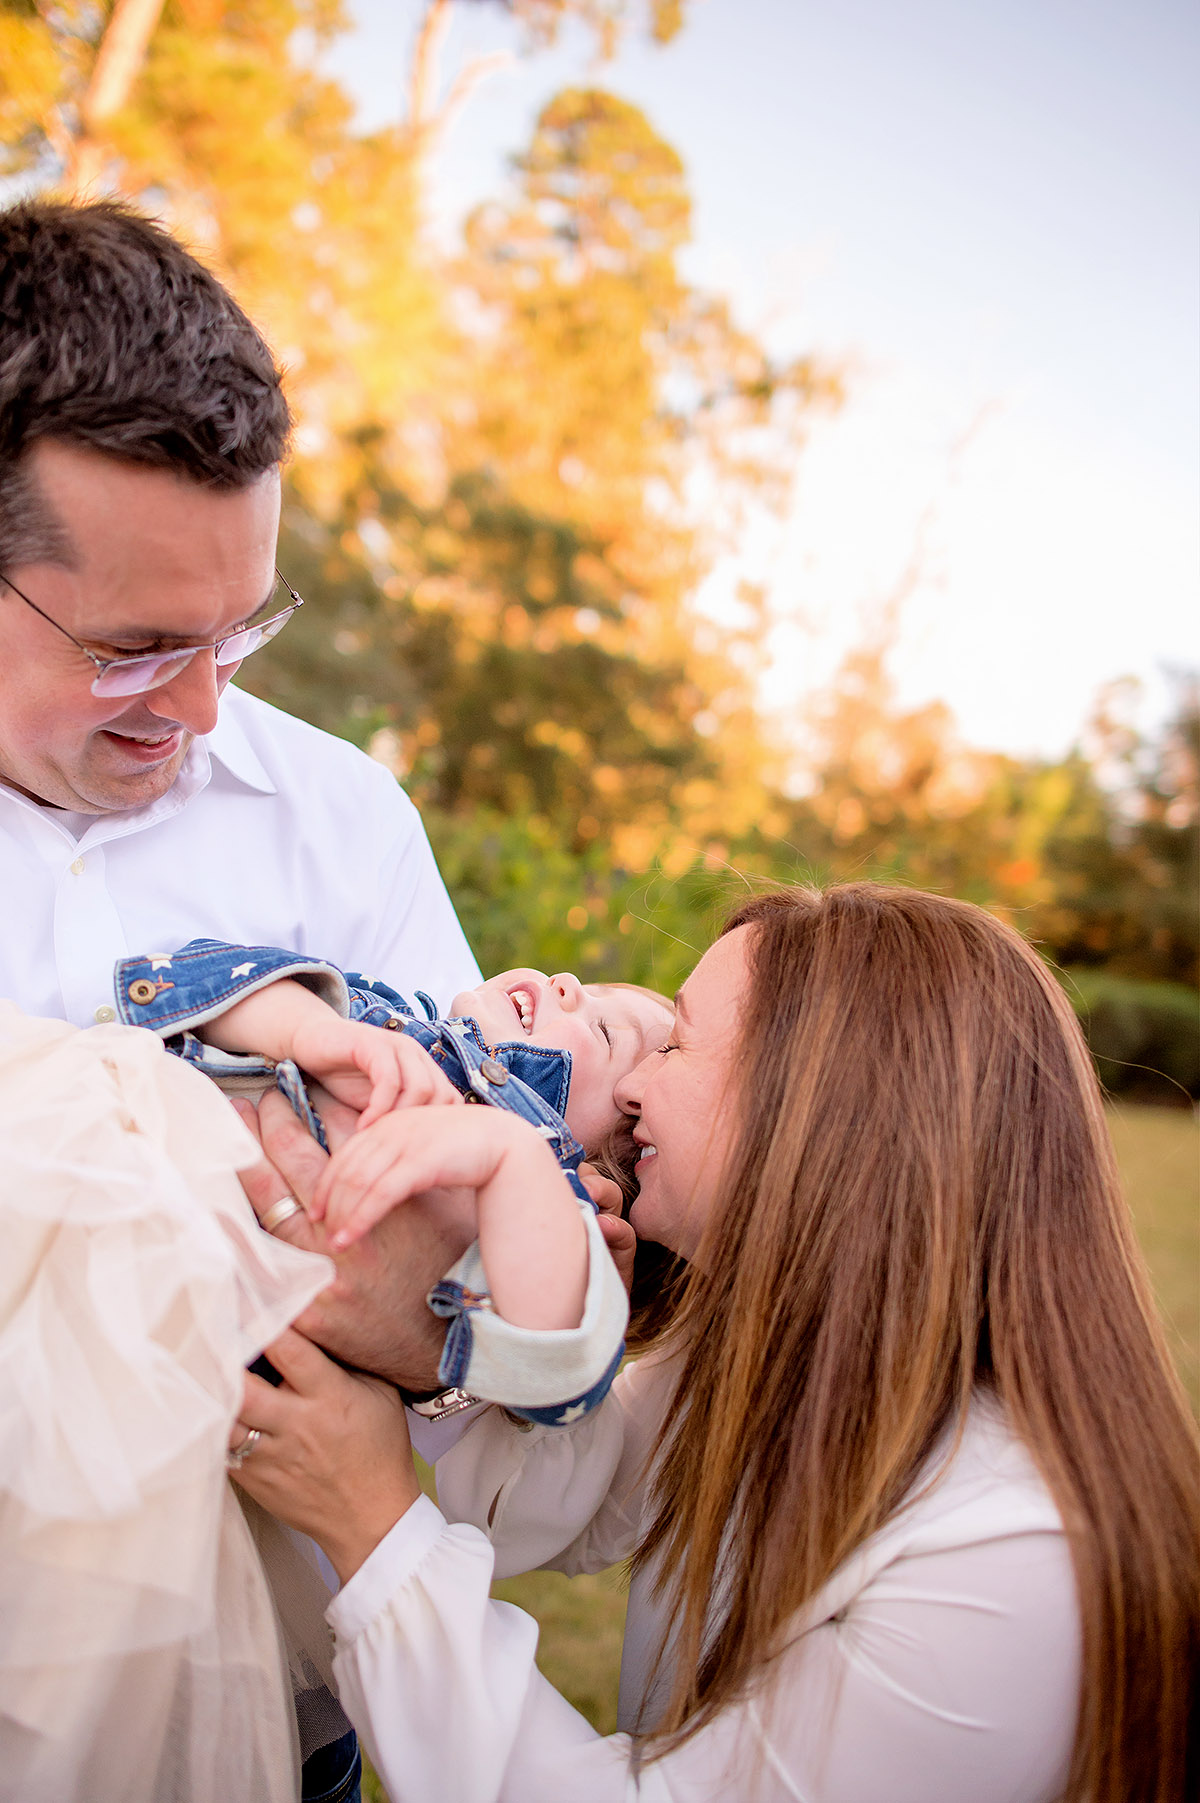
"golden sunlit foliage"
2,0,1195,1095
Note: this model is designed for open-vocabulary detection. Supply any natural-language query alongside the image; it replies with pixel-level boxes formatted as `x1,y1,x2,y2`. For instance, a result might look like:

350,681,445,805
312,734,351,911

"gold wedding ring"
261,1194,304,1234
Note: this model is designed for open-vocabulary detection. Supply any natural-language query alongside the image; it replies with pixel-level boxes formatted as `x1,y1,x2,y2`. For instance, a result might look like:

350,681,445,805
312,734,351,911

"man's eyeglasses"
0,569,304,698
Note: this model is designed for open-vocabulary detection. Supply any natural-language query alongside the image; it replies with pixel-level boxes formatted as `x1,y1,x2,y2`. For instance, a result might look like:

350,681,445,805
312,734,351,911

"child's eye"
597,1018,613,1049
657,1041,678,1056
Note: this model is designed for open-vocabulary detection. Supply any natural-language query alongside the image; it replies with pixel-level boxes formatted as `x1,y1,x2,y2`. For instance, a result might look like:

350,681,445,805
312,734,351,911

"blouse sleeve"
327,1498,1080,1803
431,1353,673,1579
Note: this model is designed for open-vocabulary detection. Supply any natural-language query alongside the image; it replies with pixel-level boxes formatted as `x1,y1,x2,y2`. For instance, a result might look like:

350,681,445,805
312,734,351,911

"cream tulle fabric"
0,1005,336,1803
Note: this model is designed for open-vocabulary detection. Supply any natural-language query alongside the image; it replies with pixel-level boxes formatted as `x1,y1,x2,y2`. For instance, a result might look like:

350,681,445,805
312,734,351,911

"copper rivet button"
127,979,158,1005
480,1058,509,1085
93,1005,116,1024
70,857,85,875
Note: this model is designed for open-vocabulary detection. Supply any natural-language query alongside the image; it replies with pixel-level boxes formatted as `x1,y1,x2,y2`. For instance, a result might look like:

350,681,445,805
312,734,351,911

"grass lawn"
363,1104,1199,1797
1107,1103,1199,1411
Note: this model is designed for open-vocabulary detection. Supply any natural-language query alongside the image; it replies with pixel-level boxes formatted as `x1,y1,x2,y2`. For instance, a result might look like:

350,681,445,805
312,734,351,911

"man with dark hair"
0,198,481,1803
0,196,477,1018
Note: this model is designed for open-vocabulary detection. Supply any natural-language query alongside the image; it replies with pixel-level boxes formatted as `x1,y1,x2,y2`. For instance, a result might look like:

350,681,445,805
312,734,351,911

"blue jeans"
301,1728,361,1803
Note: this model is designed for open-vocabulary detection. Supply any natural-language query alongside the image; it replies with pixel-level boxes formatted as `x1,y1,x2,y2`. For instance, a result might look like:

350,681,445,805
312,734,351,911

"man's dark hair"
0,199,291,568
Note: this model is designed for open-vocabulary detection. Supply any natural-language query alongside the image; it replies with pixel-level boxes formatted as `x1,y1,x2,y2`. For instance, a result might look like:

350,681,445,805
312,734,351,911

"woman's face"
614,926,753,1262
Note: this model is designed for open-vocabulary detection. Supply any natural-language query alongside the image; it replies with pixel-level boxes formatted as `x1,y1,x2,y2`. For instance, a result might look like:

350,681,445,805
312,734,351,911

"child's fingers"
356,1060,404,1131
324,1145,446,1250
311,1125,425,1233
390,1036,462,1109
353,1036,454,1131
315,1108,515,1249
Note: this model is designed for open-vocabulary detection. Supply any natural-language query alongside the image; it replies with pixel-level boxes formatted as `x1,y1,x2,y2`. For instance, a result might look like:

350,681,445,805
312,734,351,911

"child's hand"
312,1105,533,1249
312,1110,589,1338
289,1014,463,1131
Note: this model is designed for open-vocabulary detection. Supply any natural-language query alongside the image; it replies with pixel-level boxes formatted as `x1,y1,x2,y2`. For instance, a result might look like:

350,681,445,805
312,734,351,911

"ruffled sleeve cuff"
328,1495,449,1643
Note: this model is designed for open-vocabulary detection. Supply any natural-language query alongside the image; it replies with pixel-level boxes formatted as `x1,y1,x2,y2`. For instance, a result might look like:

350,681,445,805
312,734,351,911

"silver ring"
261,1194,303,1233
225,1426,262,1471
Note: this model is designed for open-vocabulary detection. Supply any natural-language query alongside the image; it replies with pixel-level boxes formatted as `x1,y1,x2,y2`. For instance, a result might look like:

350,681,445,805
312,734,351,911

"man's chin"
77,733,192,811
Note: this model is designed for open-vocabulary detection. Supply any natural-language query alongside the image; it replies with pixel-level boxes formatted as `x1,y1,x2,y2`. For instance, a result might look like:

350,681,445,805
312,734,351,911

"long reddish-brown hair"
635,883,1198,1802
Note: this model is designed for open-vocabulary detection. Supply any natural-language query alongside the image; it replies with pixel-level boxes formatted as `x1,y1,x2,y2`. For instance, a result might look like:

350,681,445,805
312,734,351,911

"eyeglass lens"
89,599,295,698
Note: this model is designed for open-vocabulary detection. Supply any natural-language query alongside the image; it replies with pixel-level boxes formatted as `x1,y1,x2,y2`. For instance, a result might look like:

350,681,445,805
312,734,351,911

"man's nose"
549,972,585,1012
145,648,232,736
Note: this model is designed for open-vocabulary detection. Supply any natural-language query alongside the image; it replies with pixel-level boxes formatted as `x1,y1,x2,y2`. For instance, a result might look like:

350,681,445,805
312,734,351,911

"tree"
236,82,839,850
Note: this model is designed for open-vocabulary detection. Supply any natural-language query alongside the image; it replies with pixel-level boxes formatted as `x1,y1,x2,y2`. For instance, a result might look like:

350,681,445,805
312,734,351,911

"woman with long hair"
229,884,1199,1803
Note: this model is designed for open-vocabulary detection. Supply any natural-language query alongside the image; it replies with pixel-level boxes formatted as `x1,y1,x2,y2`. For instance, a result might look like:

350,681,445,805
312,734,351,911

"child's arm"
312,1108,589,1331
201,979,461,1127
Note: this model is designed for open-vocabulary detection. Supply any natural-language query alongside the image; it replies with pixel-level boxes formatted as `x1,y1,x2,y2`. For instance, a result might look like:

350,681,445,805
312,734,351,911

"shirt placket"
10,741,211,1026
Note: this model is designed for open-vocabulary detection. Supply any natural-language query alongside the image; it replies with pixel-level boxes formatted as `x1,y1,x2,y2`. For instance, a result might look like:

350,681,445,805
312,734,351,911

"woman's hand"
227,1327,422,1583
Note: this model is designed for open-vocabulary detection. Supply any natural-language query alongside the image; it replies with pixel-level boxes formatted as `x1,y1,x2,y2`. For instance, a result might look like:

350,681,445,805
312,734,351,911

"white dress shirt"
328,1360,1081,1803
0,685,480,1025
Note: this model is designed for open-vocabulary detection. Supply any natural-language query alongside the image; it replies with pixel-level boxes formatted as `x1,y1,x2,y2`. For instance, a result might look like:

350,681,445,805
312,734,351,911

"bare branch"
407,0,454,128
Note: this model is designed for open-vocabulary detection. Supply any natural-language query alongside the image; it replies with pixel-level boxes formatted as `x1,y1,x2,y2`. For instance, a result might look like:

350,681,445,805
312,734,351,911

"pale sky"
323,0,1198,760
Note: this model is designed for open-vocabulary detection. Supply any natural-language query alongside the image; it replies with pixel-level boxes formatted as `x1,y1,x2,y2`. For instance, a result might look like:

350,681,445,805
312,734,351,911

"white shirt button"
70,857,85,875
93,1005,116,1023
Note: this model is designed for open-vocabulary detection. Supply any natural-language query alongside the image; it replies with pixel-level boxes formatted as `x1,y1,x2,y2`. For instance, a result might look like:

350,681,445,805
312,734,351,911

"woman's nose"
549,972,585,1012
613,1049,652,1117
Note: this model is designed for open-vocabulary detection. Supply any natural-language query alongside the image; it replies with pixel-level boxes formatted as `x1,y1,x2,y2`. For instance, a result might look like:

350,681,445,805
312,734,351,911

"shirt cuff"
327,1493,448,1644
430,1207,628,1408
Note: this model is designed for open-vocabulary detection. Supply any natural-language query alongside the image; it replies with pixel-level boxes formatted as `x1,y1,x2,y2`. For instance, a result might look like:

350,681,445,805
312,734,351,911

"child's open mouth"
506,986,536,1032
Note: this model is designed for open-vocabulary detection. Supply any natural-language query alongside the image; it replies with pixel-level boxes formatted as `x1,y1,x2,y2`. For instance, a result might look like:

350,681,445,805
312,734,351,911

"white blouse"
328,1355,1082,1803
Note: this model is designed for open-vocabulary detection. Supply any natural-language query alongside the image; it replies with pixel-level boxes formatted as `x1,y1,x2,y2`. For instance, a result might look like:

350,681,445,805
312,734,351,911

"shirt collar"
202,691,277,795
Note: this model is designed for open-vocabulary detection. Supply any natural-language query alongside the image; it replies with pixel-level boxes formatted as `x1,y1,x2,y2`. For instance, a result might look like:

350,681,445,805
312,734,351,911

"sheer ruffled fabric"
0,1005,336,1803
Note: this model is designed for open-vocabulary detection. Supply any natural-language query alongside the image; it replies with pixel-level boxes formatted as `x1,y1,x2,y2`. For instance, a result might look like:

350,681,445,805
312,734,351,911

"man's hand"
235,1087,472,1390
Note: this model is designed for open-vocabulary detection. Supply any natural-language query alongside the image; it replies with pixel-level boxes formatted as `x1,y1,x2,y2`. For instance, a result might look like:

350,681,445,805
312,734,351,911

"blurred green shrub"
426,806,740,998
1061,970,1200,1103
